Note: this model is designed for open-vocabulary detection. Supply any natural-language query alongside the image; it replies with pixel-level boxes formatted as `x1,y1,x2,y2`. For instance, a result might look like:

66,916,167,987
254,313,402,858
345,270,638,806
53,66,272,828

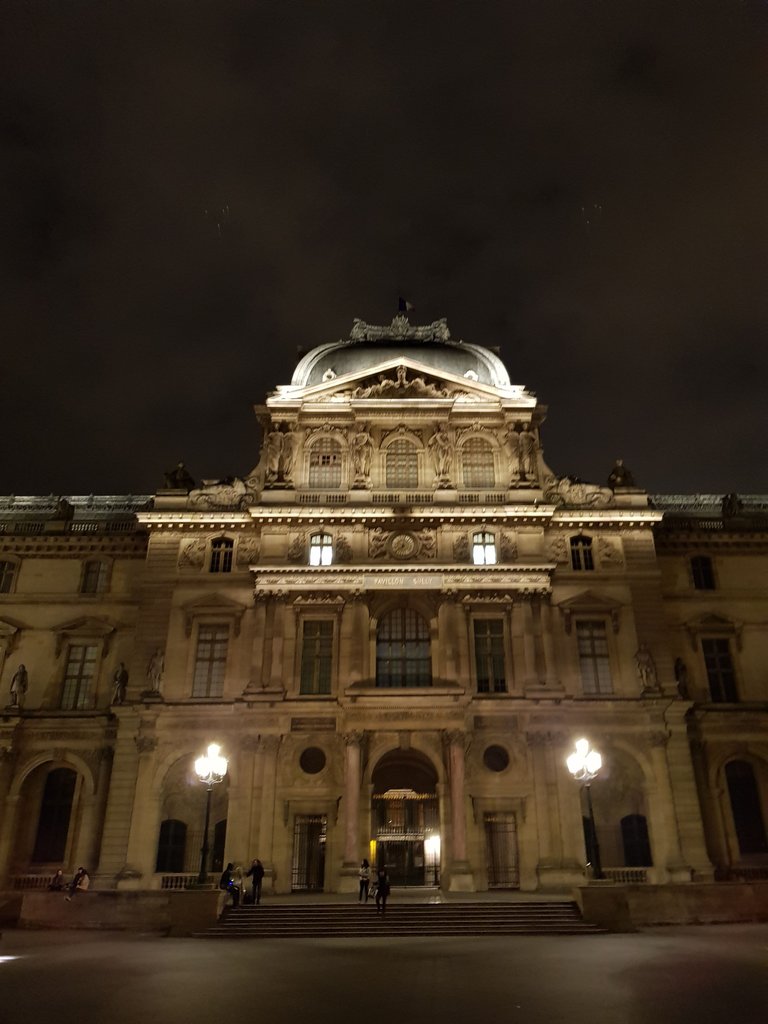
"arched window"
31,767,77,863
386,439,418,488
472,532,497,565
309,533,333,566
462,437,495,488
570,536,594,571
156,819,188,873
376,608,431,687
80,560,108,594
309,438,342,488
209,537,234,573
691,555,715,590
0,559,18,593
726,761,768,856
621,814,653,866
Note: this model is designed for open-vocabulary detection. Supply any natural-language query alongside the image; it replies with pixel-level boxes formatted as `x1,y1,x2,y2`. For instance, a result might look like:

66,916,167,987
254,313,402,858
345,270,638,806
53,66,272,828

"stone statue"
674,657,690,700
9,664,28,709
350,428,373,483
518,425,538,480
188,477,249,509
607,458,636,489
112,662,129,705
722,493,743,518
428,425,453,483
54,497,74,520
164,462,195,491
146,649,165,694
281,427,299,483
264,429,283,483
635,644,658,692
504,428,521,482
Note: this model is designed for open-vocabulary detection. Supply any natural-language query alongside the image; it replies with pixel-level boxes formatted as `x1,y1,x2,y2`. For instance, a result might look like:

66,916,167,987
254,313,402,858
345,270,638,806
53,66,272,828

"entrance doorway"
484,811,520,889
291,814,327,891
371,749,440,887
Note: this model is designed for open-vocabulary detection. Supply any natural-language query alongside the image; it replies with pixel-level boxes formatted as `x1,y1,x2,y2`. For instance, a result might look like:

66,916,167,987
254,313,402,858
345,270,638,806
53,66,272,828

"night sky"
2,2,766,497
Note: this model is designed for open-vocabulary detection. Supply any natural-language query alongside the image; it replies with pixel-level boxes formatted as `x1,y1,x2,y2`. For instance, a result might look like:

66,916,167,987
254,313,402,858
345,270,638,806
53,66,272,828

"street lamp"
195,742,228,885
566,737,604,880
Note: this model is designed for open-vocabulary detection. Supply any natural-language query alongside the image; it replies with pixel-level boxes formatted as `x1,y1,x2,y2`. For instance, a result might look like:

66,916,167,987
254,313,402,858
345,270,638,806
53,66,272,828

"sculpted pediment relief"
684,613,743,651
556,591,623,633
180,593,248,637
53,616,117,657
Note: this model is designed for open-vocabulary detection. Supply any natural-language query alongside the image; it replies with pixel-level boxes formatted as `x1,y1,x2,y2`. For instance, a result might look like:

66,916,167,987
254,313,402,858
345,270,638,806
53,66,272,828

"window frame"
575,618,614,695
308,437,343,489
472,617,507,694
690,555,716,590
701,636,738,702
299,618,335,695
209,537,234,574
61,642,100,709
309,533,334,567
461,436,496,489
79,559,110,595
375,607,432,688
472,531,497,566
191,623,230,698
385,437,420,489
570,536,594,571
0,558,19,594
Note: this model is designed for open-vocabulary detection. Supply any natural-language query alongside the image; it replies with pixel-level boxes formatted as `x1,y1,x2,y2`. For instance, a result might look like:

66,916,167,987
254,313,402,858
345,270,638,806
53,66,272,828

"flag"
398,297,415,312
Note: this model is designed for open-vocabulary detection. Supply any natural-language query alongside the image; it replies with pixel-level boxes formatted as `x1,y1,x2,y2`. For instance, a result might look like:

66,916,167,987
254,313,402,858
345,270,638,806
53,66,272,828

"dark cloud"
1,0,765,496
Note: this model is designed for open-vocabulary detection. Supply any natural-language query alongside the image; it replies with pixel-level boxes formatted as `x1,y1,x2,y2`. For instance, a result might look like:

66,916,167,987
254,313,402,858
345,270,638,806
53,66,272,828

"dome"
290,317,512,390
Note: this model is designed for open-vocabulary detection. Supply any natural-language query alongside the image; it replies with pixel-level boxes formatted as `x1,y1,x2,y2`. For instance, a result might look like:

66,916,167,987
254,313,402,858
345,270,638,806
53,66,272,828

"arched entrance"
371,749,439,887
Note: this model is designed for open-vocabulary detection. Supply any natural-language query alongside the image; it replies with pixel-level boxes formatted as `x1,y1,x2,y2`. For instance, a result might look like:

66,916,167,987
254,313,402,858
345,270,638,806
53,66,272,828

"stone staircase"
194,899,604,938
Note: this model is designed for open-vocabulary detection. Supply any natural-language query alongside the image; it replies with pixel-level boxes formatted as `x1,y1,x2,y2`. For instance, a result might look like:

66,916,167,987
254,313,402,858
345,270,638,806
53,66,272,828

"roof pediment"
180,593,248,636
556,590,624,633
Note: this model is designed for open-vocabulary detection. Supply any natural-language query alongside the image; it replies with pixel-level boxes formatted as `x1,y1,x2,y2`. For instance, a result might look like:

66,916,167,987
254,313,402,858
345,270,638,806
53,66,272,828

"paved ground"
1,924,766,1024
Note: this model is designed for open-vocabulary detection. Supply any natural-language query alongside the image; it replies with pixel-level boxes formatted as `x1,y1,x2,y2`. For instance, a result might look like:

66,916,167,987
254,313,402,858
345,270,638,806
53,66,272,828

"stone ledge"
575,882,768,932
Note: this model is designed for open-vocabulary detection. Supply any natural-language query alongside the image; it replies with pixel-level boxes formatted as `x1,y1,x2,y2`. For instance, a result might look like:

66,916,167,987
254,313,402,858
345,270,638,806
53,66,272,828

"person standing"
246,858,265,905
358,859,370,903
375,865,390,916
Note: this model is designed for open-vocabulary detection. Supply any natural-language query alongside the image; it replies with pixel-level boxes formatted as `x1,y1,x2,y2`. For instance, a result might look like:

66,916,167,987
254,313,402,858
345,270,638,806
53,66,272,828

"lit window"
474,619,506,693
702,638,737,702
309,439,342,488
0,560,17,593
80,560,108,594
472,532,497,565
462,438,495,488
192,625,228,697
386,439,418,488
309,533,333,566
376,608,431,687
210,538,234,573
691,556,715,590
300,620,333,694
61,644,98,709
570,536,594,571
576,621,613,694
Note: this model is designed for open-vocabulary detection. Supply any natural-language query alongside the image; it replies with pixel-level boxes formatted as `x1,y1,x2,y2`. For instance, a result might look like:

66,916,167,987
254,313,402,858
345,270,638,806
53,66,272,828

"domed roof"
291,317,512,390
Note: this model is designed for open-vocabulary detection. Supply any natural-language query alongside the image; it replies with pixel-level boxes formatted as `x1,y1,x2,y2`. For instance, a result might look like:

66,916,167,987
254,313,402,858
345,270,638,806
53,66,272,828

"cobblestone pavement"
2,924,767,1024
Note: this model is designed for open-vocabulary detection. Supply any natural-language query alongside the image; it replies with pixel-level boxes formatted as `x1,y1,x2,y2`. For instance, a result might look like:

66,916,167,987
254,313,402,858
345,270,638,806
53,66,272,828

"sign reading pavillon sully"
0,316,766,907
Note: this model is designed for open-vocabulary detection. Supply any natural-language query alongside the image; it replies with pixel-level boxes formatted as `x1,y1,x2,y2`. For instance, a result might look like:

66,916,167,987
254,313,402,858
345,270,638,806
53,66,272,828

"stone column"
445,731,474,891
82,746,114,874
529,731,584,889
257,735,281,893
118,735,162,889
339,732,364,892
0,747,18,886
510,600,526,692
540,598,561,689
268,598,287,689
522,599,537,688
95,706,142,886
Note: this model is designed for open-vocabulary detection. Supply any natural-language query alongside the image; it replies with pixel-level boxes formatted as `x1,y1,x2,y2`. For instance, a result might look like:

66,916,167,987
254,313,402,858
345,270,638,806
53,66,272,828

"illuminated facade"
0,317,766,895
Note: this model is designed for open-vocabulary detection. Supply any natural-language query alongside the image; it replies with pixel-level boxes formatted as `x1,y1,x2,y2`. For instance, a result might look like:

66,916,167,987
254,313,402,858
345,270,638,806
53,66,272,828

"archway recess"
370,749,439,886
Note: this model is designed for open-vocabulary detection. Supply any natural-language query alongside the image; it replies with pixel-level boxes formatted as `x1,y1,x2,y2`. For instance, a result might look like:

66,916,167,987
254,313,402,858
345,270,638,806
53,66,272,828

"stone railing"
602,867,649,884
159,872,217,890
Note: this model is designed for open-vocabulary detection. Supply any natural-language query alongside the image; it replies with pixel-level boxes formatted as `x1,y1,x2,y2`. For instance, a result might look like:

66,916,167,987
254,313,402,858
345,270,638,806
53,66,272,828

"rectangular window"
576,621,613,695
386,440,419,488
691,556,715,590
300,620,333,694
192,625,229,697
61,644,98,709
474,619,507,693
702,638,737,702
81,560,107,594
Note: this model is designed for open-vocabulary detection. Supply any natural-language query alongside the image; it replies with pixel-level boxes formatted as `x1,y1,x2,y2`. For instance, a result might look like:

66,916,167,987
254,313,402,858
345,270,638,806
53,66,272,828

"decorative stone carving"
351,365,452,400
453,535,470,562
236,538,260,567
241,735,261,752
427,425,454,486
287,534,306,563
134,735,158,754
178,538,207,570
547,535,569,563
188,477,251,509
635,643,659,693
542,475,615,508
597,537,625,569
674,657,690,699
500,534,517,562
368,529,437,561
349,316,450,343
111,662,128,705
146,648,164,694
350,428,373,484
504,428,521,483
518,424,538,481
8,664,28,709
335,535,353,563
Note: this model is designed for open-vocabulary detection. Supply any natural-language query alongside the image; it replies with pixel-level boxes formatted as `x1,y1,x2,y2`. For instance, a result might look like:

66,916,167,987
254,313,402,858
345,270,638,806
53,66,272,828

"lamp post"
566,737,603,880
195,742,228,885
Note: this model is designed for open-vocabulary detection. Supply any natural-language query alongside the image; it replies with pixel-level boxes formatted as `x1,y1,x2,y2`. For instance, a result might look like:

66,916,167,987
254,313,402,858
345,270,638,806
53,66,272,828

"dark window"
309,533,333,566
570,536,594,571
691,555,715,590
726,761,768,855
81,560,107,593
309,439,342,488
385,439,418,488
376,608,431,687
156,819,187,873
61,644,98,709
582,815,598,872
462,438,495,488
210,538,234,573
621,814,653,866
192,626,228,697
300,621,333,694
212,819,227,873
0,560,17,593
483,745,510,772
576,621,613,695
702,638,737,702
474,619,506,693
299,747,327,775
31,768,77,863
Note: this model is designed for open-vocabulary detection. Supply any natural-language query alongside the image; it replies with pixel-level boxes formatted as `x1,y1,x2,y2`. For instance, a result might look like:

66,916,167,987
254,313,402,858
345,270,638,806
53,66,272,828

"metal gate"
484,811,520,889
291,814,327,891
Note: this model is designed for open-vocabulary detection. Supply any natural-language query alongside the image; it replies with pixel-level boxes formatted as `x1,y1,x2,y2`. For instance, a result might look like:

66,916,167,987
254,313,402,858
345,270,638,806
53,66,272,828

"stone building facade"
0,317,766,895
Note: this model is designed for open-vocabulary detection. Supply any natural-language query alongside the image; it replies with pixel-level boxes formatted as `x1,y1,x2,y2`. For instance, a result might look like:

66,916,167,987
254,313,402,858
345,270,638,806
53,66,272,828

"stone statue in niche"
635,644,659,693
281,426,299,484
164,461,195,491
674,657,690,700
350,428,373,484
607,458,636,489
112,663,129,705
264,428,283,483
146,649,165,694
504,428,521,483
518,424,538,480
9,664,28,709
428,425,453,485
335,535,353,563
453,535,470,562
